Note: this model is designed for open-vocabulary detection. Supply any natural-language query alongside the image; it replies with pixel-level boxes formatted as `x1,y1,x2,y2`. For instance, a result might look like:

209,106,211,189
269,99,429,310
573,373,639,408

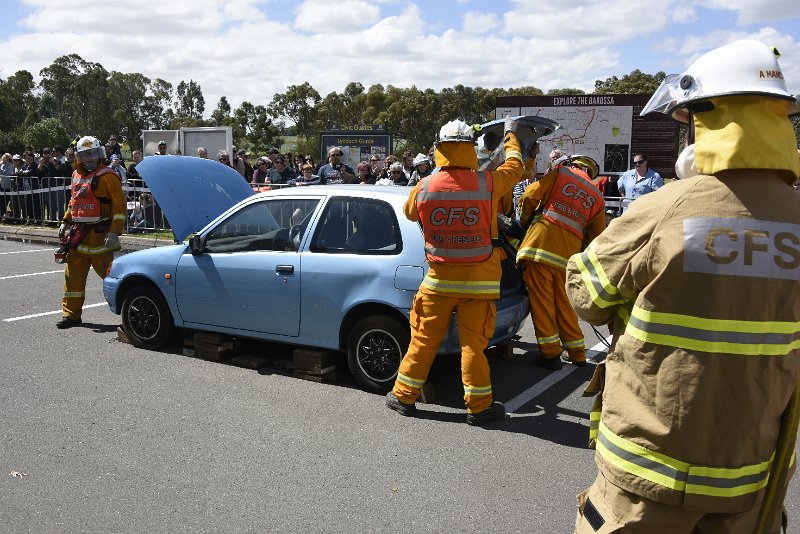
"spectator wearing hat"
155,141,168,156
408,153,433,186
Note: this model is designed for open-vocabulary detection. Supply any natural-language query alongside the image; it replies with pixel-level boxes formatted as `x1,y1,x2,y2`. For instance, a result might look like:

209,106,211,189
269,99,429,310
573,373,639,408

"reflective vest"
542,166,604,238
416,169,493,263
70,167,114,223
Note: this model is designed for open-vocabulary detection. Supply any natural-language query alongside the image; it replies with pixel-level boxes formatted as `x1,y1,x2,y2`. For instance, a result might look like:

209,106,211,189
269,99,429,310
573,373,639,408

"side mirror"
189,234,204,255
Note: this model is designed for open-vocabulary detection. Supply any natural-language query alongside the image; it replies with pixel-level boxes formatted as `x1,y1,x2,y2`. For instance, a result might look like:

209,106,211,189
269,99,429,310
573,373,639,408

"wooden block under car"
292,348,337,373
228,352,274,370
116,326,131,345
292,368,339,383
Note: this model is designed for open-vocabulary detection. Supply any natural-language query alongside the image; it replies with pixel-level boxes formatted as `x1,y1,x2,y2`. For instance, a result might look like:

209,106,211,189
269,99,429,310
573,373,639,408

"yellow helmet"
569,154,599,179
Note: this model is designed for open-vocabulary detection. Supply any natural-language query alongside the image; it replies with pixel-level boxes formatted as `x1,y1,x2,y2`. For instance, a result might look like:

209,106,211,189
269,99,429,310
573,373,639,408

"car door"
174,197,321,336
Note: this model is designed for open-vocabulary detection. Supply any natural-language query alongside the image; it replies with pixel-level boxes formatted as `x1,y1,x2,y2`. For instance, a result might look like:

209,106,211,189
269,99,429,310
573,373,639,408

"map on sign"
520,106,632,174
496,94,679,179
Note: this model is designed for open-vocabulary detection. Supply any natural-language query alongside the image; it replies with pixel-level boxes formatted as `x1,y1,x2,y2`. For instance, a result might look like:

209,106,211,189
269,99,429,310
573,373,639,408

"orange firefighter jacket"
404,134,524,300
565,170,800,513
516,165,605,269
417,168,494,263
63,165,126,255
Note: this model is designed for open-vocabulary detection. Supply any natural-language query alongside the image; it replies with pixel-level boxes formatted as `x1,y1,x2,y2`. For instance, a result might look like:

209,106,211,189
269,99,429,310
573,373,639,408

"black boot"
467,401,506,426
56,317,82,329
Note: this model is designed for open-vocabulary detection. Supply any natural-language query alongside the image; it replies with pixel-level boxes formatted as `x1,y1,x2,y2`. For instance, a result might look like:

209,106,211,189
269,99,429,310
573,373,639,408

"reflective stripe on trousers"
597,420,779,499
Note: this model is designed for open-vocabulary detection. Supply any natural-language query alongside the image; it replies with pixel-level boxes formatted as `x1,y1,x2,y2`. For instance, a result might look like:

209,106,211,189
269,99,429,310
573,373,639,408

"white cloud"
1,0,798,119
462,11,499,34
699,0,800,25
293,0,380,33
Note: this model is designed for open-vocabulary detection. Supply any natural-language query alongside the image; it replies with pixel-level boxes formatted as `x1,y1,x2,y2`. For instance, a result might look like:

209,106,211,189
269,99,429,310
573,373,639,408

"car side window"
311,197,402,255
203,198,320,253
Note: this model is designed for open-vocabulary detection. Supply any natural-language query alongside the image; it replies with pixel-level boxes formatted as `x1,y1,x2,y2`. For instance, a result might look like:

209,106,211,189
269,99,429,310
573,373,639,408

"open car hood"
476,115,560,169
135,156,255,242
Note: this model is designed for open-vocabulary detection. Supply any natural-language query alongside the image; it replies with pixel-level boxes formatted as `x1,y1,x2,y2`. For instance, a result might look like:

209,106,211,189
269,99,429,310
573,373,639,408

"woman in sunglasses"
617,153,663,209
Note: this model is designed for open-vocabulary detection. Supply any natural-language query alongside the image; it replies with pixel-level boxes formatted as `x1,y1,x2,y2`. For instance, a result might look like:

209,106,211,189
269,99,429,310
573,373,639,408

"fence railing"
0,175,298,238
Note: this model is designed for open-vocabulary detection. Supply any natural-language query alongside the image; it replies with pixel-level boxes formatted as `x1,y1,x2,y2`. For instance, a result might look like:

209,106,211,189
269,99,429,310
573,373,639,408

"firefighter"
567,40,800,533
57,135,126,328
516,154,605,369
385,118,525,425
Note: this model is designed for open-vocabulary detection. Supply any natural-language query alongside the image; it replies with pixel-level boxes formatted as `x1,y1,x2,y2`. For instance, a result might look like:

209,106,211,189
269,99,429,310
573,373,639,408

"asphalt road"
1,236,798,533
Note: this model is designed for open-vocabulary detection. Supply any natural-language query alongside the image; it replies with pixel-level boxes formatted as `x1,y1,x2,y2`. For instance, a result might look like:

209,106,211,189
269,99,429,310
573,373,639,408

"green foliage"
24,118,70,150
547,88,586,95
594,69,667,94
8,55,737,164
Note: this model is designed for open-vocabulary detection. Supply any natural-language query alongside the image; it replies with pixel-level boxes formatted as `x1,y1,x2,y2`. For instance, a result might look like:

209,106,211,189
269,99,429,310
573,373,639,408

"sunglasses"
390,170,402,174
332,153,343,157
633,160,645,165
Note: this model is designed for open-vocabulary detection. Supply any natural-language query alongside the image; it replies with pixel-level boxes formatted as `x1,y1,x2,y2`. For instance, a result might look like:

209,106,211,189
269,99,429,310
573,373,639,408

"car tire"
346,316,410,393
121,285,174,350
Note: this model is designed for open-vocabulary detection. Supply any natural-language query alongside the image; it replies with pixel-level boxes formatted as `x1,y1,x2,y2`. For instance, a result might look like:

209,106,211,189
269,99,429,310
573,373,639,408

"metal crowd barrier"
0,174,302,237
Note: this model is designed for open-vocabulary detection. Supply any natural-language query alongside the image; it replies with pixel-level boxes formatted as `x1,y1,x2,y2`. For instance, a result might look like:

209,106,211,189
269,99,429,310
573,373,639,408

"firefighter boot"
467,401,507,426
386,391,417,417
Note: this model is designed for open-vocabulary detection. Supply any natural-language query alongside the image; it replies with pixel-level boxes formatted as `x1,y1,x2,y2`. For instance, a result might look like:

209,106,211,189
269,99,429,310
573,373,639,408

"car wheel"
346,316,410,393
121,285,174,349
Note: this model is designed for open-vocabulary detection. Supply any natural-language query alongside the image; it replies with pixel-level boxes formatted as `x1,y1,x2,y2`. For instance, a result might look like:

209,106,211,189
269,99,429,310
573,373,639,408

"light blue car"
105,118,556,392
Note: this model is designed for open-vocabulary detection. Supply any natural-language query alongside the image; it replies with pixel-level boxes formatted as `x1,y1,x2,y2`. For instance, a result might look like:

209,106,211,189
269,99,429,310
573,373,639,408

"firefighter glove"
504,117,520,135
104,232,119,249
58,223,68,239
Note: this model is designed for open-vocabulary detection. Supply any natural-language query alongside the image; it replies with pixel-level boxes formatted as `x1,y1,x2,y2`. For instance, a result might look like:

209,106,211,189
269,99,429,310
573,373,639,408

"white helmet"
642,39,800,122
74,135,106,165
412,153,431,167
435,119,477,144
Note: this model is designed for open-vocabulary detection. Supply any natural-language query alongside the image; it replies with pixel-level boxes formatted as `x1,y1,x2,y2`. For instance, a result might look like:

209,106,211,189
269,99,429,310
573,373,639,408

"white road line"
0,248,53,255
0,270,63,280
505,337,611,414
3,302,107,322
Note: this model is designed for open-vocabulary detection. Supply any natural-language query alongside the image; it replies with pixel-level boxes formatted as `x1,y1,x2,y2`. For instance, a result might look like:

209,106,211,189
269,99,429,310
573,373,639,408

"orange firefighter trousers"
62,248,114,321
522,262,586,364
392,293,496,414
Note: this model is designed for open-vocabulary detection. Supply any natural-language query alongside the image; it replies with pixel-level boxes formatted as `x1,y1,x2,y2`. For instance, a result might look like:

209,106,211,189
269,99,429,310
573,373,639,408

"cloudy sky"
1,0,798,115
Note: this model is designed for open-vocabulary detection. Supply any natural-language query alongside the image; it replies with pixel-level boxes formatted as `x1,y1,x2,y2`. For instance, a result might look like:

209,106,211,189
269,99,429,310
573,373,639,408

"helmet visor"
641,74,705,119
75,146,106,164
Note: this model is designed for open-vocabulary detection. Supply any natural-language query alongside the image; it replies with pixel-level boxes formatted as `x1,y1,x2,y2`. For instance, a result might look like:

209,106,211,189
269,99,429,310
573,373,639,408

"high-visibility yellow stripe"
112,214,126,221
517,247,568,268
627,305,800,356
76,243,117,255
464,384,492,396
563,338,585,348
505,150,523,162
421,276,499,295
589,410,600,438
397,372,425,389
537,333,561,345
64,291,85,298
597,421,773,497
572,245,626,308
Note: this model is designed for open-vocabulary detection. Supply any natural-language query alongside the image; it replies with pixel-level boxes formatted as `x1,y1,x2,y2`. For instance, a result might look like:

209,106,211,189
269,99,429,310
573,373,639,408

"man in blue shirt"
617,154,663,210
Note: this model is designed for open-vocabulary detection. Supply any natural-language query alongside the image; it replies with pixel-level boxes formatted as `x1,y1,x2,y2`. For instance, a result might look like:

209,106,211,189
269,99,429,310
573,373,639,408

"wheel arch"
114,275,165,313
338,302,409,351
